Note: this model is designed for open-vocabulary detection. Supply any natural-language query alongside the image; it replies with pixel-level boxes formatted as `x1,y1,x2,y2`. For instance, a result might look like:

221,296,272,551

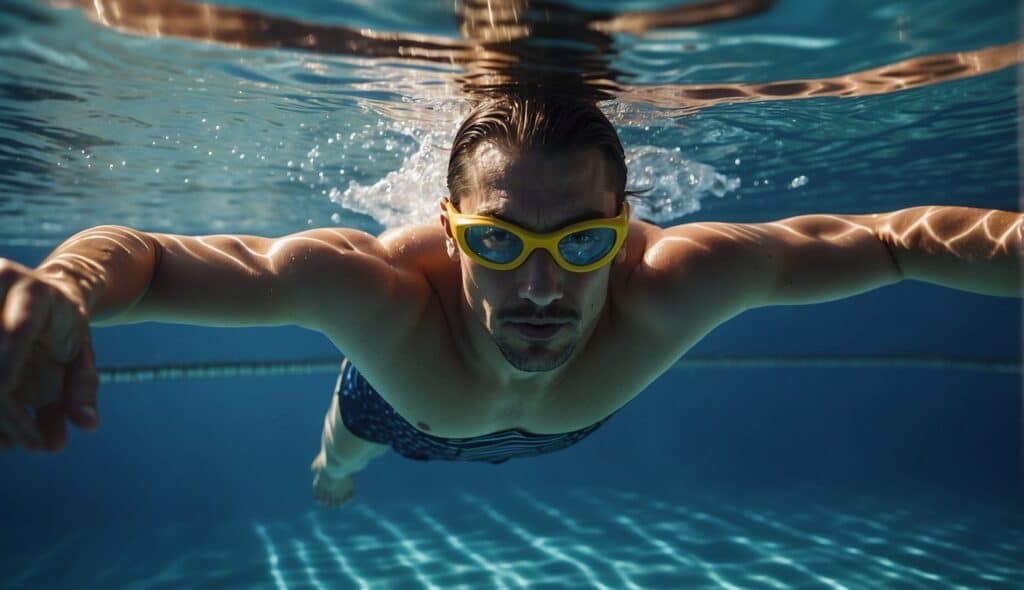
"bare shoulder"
377,223,449,268
609,219,674,299
618,219,773,291
269,225,449,353
608,218,772,344
318,223,470,421
276,224,448,266
266,226,389,263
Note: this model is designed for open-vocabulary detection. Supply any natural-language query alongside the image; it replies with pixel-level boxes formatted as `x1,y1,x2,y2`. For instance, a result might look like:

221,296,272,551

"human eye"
558,228,616,265
480,227,515,245
564,230,598,245
465,225,523,264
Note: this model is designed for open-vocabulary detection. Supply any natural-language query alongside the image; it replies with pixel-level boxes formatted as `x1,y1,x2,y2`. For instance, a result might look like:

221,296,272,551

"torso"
322,220,699,439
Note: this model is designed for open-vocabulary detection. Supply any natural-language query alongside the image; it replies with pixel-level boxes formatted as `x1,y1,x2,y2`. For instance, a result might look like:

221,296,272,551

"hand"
0,258,99,452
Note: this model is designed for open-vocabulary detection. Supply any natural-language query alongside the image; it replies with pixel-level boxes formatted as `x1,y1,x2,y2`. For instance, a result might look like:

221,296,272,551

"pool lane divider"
92,356,1024,384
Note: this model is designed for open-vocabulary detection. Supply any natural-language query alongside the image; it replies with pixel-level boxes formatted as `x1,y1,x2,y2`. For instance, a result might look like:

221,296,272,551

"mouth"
508,321,568,341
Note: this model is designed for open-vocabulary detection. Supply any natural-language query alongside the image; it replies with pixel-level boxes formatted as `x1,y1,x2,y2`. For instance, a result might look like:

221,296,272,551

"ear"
440,197,459,260
439,198,452,237
446,238,459,261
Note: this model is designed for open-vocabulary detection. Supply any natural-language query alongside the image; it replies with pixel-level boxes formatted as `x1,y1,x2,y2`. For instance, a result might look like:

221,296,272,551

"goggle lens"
465,226,524,264
558,228,617,266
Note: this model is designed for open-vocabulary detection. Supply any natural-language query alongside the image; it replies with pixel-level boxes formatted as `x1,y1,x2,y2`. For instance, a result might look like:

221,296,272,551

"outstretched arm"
630,206,1022,342
0,224,427,451
36,225,405,331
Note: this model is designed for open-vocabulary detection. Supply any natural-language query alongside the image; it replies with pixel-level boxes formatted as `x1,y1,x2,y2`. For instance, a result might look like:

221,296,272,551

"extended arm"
35,225,407,335
632,206,1022,341
0,223,421,451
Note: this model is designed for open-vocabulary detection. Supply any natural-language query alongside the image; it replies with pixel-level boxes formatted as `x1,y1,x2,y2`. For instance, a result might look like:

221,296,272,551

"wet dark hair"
446,93,629,207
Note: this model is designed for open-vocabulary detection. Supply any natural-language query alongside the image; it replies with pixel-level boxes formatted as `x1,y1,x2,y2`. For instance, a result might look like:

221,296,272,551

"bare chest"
337,221,686,438
345,310,679,439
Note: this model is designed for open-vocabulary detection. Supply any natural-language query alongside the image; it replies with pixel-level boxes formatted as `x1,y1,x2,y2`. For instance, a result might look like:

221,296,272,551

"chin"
495,338,577,372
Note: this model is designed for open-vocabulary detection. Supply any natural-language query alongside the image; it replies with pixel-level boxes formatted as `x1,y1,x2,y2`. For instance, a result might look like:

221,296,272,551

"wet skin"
441,144,623,375
1,146,1021,451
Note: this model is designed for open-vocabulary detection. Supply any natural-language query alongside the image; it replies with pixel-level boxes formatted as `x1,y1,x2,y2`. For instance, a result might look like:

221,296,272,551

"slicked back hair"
446,94,627,207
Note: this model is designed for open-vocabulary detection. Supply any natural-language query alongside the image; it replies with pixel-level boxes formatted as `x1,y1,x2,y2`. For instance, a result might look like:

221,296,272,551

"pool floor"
3,486,1020,589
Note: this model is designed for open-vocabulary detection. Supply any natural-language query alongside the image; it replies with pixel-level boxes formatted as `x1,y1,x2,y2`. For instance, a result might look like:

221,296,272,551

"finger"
0,283,52,403
0,398,43,450
15,352,65,411
0,283,53,446
63,334,99,431
36,402,67,452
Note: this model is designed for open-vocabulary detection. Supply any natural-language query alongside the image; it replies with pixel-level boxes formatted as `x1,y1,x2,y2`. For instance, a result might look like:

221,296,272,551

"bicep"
105,228,405,332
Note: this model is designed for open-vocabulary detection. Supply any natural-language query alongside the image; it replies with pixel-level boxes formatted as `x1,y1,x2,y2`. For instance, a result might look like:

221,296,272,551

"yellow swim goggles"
445,200,630,272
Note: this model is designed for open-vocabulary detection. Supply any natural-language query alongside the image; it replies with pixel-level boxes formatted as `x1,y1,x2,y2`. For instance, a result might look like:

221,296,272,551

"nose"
516,248,564,307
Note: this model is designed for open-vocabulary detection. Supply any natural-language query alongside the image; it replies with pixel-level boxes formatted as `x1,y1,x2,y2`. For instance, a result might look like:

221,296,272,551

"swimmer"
0,94,1021,508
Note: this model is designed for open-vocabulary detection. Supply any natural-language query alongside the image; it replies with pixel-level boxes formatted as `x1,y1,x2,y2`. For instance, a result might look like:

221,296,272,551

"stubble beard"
493,333,577,372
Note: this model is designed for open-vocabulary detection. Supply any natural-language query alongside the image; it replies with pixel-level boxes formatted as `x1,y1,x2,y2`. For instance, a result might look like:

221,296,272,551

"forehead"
459,144,618,232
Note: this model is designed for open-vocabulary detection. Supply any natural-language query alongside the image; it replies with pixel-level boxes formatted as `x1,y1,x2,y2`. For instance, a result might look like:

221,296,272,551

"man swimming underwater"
0,94,1020,507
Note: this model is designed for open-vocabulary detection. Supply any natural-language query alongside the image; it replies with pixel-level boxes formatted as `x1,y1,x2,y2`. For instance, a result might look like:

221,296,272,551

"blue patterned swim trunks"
334,359,614,464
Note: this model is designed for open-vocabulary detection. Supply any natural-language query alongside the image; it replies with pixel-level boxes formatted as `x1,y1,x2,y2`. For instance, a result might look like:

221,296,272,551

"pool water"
1,0,1021,588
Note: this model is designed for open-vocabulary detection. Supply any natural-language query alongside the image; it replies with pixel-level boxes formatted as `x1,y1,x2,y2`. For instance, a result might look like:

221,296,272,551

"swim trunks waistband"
334,359,614,464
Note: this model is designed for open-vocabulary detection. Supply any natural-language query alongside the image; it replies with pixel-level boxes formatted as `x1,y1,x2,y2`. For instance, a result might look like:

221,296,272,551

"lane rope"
94,355,1023,384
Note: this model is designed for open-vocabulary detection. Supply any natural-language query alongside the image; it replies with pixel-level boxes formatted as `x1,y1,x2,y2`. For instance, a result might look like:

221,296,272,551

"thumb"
62,333,99,431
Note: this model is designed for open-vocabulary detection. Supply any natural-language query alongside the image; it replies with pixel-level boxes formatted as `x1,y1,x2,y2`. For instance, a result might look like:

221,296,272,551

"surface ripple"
0,0,1017,246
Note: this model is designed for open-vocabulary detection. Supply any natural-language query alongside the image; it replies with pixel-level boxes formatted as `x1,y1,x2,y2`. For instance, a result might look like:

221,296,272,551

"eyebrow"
473,207,612,231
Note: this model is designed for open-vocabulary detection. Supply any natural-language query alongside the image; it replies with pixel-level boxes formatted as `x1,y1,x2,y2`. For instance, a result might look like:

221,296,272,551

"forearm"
870,206,1023,297
35,225,161,322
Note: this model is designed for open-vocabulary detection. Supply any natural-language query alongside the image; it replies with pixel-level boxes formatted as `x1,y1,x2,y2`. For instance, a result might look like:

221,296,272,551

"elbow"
870,219,905,283
879,234,905,283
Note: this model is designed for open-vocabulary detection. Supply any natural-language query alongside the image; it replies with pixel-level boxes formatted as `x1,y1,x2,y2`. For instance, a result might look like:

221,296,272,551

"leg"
311,391,389,507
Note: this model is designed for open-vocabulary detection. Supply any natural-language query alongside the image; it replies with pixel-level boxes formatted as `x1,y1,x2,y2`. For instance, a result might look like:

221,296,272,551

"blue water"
1,0,1022,588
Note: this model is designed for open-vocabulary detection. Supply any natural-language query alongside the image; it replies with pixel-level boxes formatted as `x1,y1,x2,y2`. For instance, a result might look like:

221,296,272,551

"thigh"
333,359,393,447
328,391,390,462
